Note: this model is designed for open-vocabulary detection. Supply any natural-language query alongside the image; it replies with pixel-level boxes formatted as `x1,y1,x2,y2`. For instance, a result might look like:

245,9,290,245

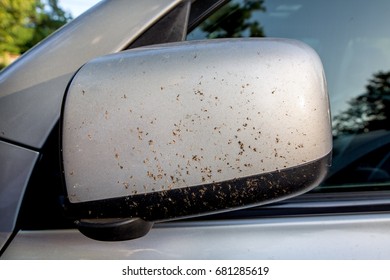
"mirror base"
75,217,153,241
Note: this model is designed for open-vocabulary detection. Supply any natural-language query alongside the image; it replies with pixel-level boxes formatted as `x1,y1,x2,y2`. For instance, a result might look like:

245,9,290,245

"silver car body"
3,213,390,259
1,0,390,259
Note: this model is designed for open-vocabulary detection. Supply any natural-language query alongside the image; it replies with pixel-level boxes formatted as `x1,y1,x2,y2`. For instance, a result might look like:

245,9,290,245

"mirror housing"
61,38,332,240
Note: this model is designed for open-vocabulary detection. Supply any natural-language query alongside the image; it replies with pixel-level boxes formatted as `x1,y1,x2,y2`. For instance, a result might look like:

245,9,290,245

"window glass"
188,0,390,190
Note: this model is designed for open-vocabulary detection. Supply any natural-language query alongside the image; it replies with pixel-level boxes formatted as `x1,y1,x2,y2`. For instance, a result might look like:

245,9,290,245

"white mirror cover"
61,38,331,220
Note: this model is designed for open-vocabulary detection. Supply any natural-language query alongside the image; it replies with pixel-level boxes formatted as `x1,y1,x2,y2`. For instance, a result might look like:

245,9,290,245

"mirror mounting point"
75,218,153,241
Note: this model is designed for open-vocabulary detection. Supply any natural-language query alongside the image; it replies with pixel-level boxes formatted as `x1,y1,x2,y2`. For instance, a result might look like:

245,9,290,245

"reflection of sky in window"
270,4,302,18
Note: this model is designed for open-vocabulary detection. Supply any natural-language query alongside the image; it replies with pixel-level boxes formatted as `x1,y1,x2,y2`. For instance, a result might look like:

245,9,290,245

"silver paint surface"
0,141,38,249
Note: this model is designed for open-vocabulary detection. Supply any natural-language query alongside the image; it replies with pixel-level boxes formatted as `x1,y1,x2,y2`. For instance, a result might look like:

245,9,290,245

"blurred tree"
197,0,266,39
25,0,72,51
0,0,72,69
333,71,390,137
0,0,36,67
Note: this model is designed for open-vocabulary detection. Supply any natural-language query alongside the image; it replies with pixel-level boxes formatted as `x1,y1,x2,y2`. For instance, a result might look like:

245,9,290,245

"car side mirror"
60,38,332,241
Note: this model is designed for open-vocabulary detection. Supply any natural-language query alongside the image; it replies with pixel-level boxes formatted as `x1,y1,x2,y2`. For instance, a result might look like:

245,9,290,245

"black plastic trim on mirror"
75,218,153,241
63,152,331,222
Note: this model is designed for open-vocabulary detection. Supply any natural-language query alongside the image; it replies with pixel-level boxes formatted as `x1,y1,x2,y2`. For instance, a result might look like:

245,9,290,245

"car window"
187,0,390,191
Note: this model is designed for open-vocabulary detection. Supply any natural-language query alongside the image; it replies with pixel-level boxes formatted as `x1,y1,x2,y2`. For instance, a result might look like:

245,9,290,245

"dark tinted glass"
188,0,390,190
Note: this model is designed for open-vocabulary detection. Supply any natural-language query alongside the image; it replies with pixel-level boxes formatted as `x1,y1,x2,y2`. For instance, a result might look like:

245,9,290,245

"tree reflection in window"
195,0,266,39
333,71,390,138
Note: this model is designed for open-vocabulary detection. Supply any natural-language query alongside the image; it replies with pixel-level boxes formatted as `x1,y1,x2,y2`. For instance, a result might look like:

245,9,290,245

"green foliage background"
0,0,72,69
